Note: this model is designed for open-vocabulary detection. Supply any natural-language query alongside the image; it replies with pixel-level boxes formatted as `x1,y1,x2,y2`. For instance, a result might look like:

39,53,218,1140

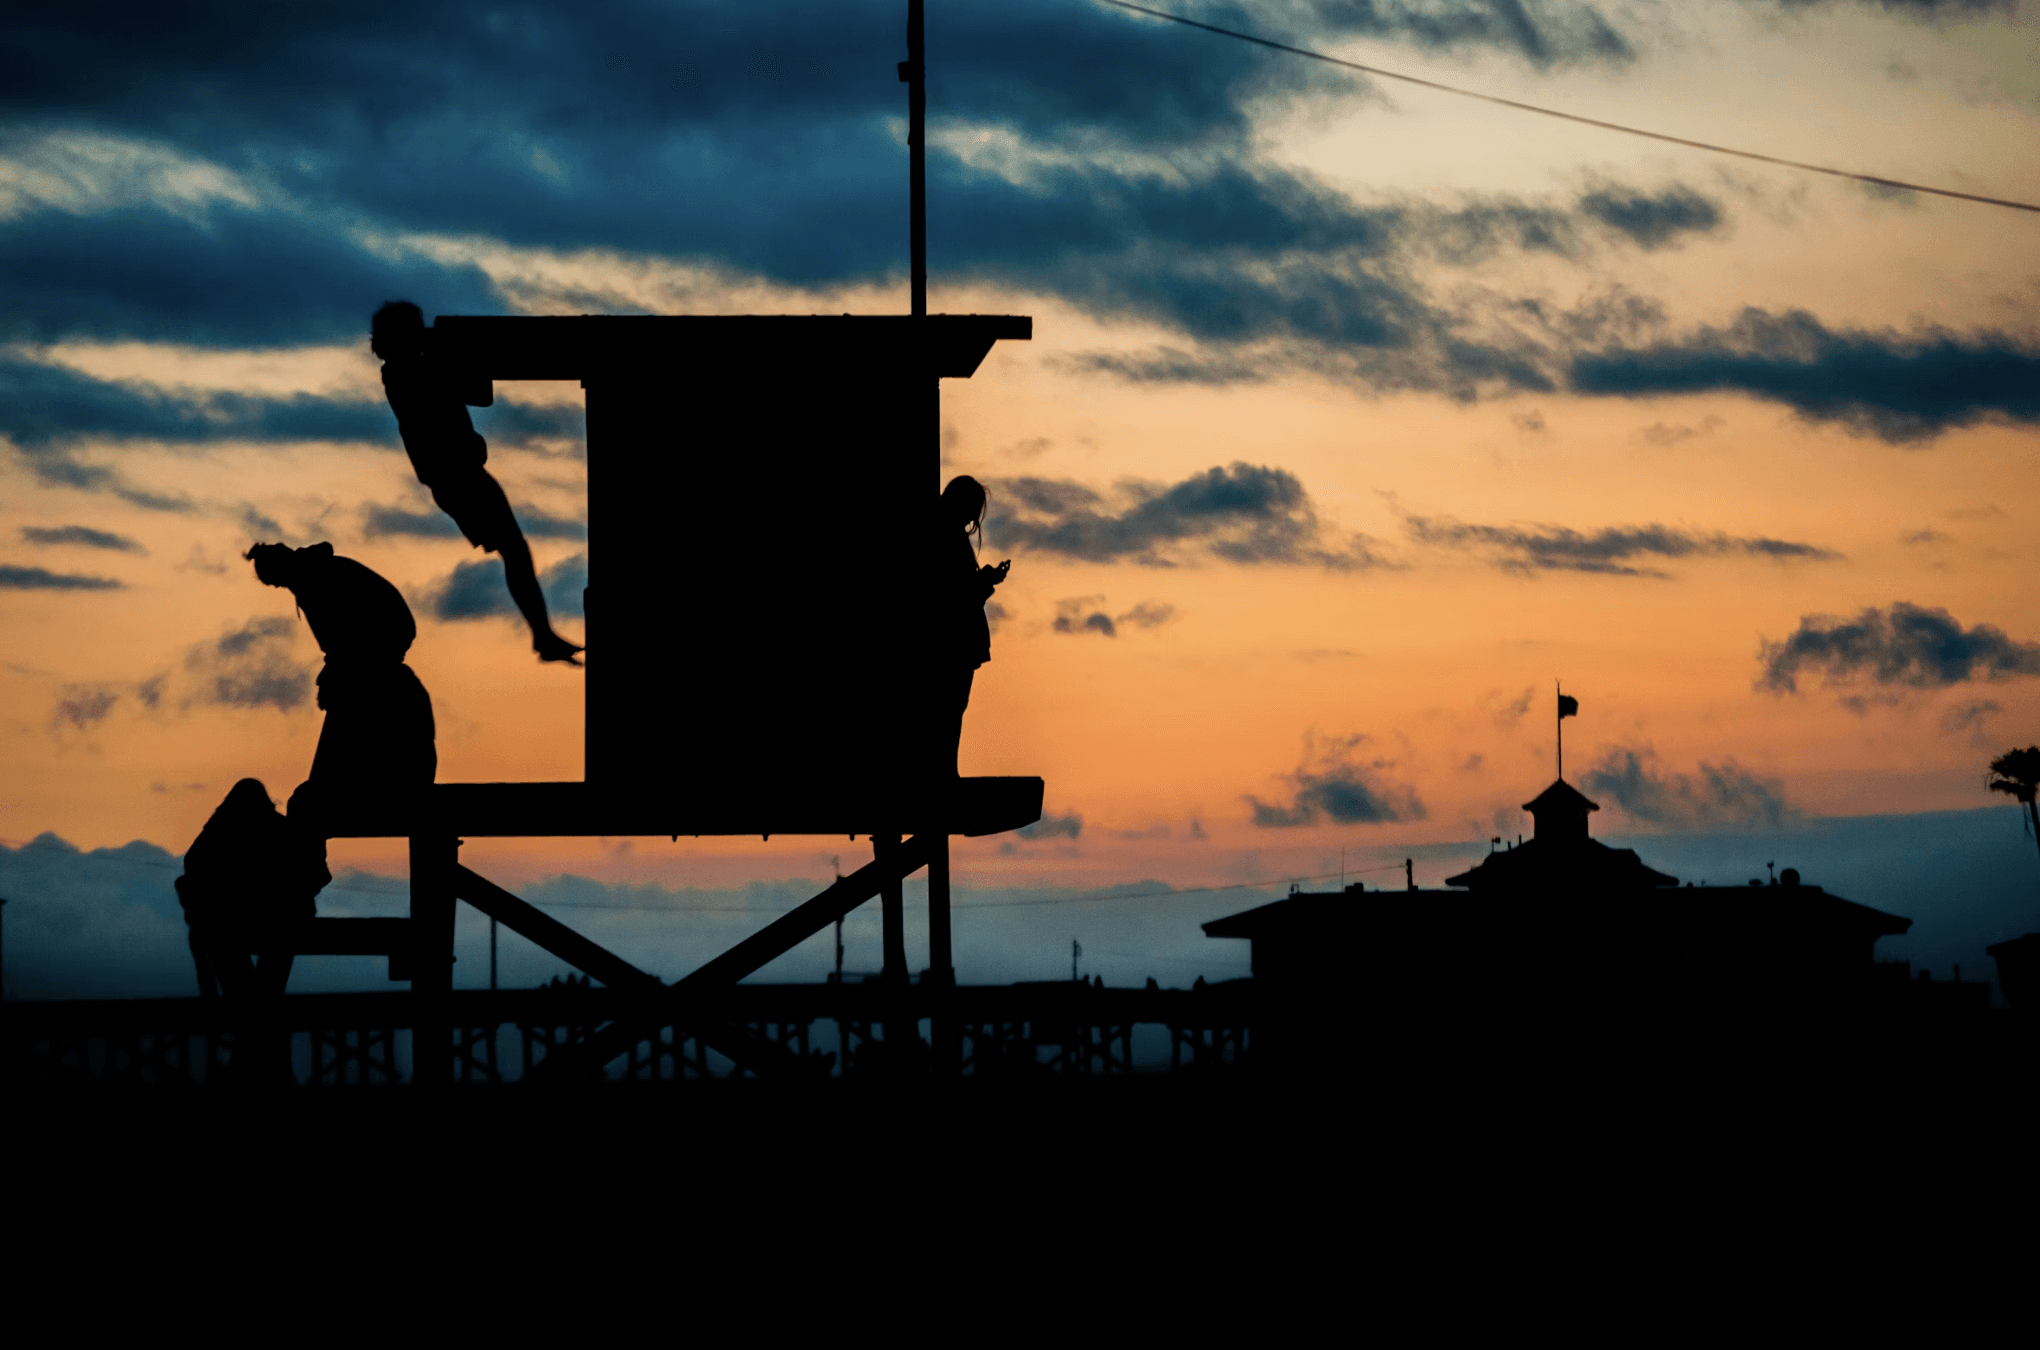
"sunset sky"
3,1,2037,992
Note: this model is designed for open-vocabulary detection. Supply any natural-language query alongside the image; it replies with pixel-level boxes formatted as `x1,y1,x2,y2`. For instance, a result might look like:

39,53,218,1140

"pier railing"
2,981,1253,1094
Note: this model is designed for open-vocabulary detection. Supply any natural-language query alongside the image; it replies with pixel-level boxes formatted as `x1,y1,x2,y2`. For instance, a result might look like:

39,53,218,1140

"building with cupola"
1201,776,1915,1070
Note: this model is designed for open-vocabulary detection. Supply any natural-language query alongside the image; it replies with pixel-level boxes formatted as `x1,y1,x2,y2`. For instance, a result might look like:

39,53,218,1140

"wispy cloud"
992,464,1389,570
1050,596,1177,637
0,563,123,590
361,502,460,540
179,616,313,713
424,552,585,622
21,524,145,553
1247,733,1426,827
51,686,118,733
1017,812,1083,841
1571,309,2040,444
1581,745,1797,830
1400,512,1838,578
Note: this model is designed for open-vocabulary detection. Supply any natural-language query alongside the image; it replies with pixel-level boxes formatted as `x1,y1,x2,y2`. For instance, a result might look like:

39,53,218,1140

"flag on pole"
1558,693,1579,719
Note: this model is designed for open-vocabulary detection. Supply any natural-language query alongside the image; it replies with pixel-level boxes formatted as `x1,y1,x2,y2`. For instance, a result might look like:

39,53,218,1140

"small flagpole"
1556,678,1563,782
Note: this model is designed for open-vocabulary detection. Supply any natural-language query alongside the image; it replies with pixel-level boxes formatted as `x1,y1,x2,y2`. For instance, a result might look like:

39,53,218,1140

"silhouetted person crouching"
934,475,1009,777
177,778,329,1003
372,300,583,664
245,542,436,819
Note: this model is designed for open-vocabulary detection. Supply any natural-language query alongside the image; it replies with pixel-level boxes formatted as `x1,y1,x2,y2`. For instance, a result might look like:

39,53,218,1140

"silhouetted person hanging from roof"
244,542,436,820
372,300,583,665
176,777,329,1004
934,475,1009,777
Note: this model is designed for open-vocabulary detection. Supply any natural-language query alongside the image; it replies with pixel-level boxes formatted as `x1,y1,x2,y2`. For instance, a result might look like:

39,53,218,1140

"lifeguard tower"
292,6,1044,1084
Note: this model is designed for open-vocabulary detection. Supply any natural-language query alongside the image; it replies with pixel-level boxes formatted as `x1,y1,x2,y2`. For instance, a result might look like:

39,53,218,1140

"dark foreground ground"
9,1049,2033,1317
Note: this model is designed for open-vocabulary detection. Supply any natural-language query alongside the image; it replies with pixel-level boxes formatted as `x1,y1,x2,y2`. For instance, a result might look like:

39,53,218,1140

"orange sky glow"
3,0,2037,916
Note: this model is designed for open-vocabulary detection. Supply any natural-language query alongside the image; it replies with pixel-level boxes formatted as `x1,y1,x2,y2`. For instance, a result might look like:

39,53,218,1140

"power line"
508,863,1407,914
1096,0,2040,216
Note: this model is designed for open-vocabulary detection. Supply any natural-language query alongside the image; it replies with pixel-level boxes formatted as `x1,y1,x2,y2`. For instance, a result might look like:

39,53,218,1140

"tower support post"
927,833,956,1074
409,831,460,1089
876,832,914,1072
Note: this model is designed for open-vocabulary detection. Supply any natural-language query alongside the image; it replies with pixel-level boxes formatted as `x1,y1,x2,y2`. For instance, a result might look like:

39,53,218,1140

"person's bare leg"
498,534,582,664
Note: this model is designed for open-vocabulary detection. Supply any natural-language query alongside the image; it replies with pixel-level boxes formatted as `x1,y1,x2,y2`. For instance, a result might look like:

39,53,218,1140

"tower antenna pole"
903,0,927,316
1556,678,1563,783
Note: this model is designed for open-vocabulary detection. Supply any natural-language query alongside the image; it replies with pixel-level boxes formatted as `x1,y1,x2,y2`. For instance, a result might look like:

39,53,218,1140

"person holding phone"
936,475,1009,777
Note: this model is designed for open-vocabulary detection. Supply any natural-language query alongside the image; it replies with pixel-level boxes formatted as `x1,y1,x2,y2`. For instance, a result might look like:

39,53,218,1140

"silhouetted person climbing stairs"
244,542,436,819
177,777,328,1002
176,776,330,1083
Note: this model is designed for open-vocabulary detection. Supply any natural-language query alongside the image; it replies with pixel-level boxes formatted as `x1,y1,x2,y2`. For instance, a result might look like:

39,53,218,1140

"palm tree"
1988,746,2040,867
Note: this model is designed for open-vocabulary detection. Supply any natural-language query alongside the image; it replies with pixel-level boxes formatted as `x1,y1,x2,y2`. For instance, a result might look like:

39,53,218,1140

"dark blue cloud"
1053,597,1120,637
1576,184,1721,249
1581,746,1797,829
361,498,582,542
1017,811,1083,840
2,3,1630,162
0,203,503,348
1570,309,2040,442
1758,602,2040,699
539,551,586,615
1247,734,1425,826
0,355,390,450
515,505,588,541
992,462,1390,568
52,688,118,732
22,525,144,552
0,0,1670,370
361,503,461,540
475,400,586,450
1,357,586,512
425,552,584,621
1400,513,1840,577
181,616,312,713
0,563,122,590
428,558,512,620
1051,596,1178,637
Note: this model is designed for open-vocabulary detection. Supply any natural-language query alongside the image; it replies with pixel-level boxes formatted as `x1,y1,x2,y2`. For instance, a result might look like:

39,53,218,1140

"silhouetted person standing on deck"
934,475,1009,777
244,542,436,819
177,777,328,1003
372,300,583,665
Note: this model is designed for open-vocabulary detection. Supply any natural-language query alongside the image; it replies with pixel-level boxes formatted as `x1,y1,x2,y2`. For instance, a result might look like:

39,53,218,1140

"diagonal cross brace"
452,867,657,997
508,834,935,1080
450,866,800,1079
666,833,935,996
453,834,934,1081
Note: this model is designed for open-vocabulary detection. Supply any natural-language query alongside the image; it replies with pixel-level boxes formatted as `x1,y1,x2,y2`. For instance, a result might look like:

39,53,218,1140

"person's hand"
991,559,1011,583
